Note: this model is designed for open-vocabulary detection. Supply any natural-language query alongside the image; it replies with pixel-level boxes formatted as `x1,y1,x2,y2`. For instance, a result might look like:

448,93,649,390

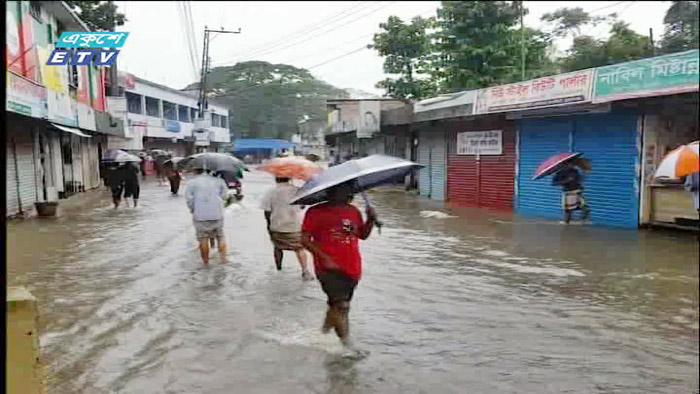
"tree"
659,1,699,54
189,61,348,139
65,1,127,31
540,7,616,38
559,22,653,72
371,15,438,99
433,1,554,92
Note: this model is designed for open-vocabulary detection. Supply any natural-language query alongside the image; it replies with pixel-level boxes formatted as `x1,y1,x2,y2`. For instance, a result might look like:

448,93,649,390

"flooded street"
7,170,699,394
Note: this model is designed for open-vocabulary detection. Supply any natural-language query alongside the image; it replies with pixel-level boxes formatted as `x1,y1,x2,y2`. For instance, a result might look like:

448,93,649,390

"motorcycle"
227,178,244,202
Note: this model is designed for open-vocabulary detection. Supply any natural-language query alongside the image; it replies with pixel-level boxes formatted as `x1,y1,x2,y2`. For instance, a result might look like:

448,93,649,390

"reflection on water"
7,171,699,393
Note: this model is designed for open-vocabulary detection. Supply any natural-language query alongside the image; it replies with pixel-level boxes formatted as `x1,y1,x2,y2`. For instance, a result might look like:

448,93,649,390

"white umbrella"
654,141,699,179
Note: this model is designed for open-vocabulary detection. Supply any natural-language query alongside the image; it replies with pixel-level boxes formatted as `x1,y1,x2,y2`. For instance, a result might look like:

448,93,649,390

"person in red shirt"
301,181,376,348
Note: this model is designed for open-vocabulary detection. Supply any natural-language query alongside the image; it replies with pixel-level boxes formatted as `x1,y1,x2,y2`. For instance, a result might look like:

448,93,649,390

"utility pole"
520,3,526,81
649,28,655,56
108,0,119,96
197,26,241,117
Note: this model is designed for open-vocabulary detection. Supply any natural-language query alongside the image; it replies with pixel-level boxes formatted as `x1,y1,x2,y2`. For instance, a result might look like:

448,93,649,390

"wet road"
7,170,699,394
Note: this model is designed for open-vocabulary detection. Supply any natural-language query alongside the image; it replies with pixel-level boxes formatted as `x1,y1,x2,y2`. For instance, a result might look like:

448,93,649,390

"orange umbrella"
259,156,322,181
654,141,699,179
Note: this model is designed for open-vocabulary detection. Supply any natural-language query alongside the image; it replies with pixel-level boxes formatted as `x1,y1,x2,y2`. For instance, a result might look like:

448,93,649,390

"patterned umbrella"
532,152,583,180
258,156,322,181
654,141,699,179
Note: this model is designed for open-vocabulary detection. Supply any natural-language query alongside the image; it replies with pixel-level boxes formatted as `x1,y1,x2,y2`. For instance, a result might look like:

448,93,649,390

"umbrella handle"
360,191,382,234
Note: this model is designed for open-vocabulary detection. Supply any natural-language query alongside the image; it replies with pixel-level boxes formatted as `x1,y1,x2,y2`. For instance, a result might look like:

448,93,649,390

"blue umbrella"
290,154,423,206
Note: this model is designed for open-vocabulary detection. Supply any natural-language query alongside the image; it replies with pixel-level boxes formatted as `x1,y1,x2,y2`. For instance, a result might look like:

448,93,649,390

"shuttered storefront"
447,116,516,210
516,110,640,228
418,126,447,200
6,128,38,218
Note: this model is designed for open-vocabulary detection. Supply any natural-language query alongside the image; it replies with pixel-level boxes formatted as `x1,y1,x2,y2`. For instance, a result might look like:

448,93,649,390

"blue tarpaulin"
232,138,297,152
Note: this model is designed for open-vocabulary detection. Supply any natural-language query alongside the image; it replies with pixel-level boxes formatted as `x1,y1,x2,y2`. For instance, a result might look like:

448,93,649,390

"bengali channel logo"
46,32,129,66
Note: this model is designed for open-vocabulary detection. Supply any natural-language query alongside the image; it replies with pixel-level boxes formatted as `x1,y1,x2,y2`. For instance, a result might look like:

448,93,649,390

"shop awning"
50,123,92,138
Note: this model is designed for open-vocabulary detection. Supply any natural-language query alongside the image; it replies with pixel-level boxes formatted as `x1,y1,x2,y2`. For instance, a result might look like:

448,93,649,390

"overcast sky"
118,1,670,94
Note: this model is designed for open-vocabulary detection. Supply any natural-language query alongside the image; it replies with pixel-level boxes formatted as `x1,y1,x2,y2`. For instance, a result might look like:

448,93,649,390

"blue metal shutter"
419,129,447,200
572,111,639,228
516,119,572,218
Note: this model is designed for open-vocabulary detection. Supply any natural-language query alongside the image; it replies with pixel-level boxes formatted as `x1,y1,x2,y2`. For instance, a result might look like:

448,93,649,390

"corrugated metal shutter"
6,131,39,217
448,126,516,210
516,112,639,228
419,128,447,200
573,112,639,228
516,119,572,217
6,141,20,216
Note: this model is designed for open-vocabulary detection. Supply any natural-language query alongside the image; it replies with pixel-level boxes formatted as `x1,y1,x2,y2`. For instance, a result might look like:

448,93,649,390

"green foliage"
371,15,438,99
65,1,126,31
659,1,699,54
559,21,653,72
540,7,616,38
196,61,348,139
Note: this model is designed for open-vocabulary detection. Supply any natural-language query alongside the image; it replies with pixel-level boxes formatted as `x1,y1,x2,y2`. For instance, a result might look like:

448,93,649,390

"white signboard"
456,130,503,156
475,69,593,114
357,100,381,139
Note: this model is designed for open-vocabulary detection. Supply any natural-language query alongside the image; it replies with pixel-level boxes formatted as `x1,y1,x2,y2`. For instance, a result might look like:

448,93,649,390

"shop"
446,114,516,210
515,107,640,228
6,115,41,218
589,50,699,228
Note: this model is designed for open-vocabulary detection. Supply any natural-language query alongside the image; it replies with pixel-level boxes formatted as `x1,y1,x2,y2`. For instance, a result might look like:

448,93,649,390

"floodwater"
7,170,699,394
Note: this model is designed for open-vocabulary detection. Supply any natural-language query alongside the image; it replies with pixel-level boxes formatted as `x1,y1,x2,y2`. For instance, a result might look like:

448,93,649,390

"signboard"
357,100,381,139
6,71,48,118
194,130,211,146
162,119,181,133
475,69,593,114
77,103,96,131
456,130,503,156
592,50,699,103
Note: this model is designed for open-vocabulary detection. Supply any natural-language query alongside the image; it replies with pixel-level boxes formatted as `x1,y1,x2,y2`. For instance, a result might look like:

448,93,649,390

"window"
211,113,221,128
191,107,199,121
162,101,176,120
221,115,228,128
68,65,78,89
145,96,160,117
126,92,142,114
178,105,190,122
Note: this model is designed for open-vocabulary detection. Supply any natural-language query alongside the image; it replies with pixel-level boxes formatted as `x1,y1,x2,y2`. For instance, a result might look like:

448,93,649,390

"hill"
186,61,349,139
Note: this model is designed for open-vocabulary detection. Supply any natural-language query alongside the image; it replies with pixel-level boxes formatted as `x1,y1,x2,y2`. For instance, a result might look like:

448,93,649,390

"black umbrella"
181,152,246,173
290,154,423,206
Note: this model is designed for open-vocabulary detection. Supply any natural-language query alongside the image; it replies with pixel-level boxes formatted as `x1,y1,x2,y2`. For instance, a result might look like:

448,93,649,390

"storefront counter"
649,184,699,225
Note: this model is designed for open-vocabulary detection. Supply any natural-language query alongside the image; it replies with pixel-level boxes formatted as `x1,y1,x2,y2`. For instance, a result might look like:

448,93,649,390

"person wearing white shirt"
186,169,229,264
261,177,313,280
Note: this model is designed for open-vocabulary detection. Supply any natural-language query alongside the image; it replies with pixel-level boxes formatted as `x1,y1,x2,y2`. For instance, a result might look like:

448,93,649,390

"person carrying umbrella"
552,158,591,224
108,163,125,209
123,162,141,207
301,180,376,349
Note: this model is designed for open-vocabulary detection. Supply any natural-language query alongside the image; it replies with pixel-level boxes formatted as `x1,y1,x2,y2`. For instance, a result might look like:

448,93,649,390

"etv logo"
46,32,129,66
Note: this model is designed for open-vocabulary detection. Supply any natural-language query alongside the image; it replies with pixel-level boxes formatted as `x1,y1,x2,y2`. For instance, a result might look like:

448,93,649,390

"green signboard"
592,49,699,103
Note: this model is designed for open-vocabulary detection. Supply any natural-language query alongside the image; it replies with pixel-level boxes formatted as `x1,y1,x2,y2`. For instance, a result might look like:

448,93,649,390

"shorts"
111,185,124,199
269,231,303,251
124,182,140,199
317,270,358,306
194,219,225,242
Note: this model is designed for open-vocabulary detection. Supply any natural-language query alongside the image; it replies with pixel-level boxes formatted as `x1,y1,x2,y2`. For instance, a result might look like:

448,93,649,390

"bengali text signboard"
456,130,503,156
6,71,48,118
475,69,593,114
592,50,699,103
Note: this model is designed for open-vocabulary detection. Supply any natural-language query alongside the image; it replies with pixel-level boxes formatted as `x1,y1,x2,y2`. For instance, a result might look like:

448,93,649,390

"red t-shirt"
302,202,364,280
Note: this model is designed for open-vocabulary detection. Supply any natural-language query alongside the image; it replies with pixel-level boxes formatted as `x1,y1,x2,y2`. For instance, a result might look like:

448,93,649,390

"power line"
307,45,369,70
216,1,373,64
177,2,199,80
215,1,397,67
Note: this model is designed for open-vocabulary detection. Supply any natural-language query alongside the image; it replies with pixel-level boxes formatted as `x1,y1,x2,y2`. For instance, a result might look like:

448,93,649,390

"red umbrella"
532,152,583,180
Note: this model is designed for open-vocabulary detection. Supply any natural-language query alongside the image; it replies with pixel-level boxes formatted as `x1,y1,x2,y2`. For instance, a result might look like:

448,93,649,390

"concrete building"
108,74,231,156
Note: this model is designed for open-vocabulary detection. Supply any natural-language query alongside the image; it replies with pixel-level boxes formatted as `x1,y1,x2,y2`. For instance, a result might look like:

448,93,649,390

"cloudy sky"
118,1,670,94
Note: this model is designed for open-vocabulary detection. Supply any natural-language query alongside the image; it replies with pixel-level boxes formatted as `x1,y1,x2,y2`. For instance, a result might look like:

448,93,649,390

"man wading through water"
186,168,228,264
302,181,376,350
261,177,313,280
553,158,591,224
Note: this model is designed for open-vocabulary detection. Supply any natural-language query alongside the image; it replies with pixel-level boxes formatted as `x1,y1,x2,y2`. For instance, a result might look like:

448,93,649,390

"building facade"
6,0,114,218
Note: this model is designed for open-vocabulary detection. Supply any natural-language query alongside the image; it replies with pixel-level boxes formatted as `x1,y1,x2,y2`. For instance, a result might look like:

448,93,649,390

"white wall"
126,80,231,143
